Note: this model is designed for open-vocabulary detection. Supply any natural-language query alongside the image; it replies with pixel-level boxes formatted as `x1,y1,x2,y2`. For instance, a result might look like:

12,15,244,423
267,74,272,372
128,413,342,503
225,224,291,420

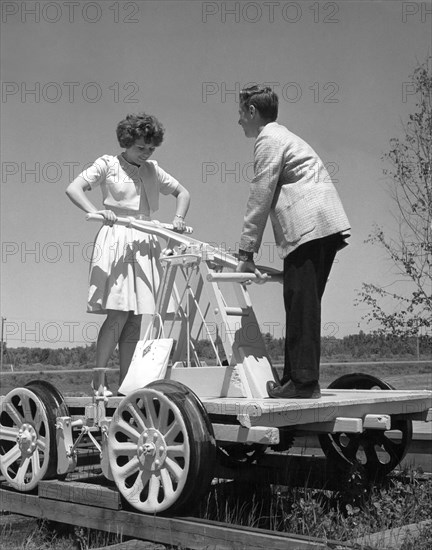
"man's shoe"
266,380,321,399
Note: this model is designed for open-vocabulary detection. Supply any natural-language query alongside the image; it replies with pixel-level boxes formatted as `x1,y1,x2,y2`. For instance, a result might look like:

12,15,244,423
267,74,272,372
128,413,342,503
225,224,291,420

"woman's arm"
66,176,116,222
170,184,190,232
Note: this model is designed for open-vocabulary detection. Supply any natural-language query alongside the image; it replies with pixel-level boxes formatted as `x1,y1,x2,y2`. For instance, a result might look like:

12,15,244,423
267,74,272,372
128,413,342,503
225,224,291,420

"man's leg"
269,235,339,397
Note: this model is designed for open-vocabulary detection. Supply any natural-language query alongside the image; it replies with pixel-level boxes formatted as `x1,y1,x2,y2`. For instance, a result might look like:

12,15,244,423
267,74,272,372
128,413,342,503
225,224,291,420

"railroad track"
1,434,431,550
2,468,431,550
0,479,347,550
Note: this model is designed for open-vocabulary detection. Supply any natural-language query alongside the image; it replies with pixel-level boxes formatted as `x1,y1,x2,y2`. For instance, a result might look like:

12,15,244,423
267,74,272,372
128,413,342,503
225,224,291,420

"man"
236,85,350,399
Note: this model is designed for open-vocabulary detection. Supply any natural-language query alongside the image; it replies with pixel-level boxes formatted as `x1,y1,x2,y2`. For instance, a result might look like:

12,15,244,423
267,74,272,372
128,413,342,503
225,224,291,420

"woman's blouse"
81,154,179,216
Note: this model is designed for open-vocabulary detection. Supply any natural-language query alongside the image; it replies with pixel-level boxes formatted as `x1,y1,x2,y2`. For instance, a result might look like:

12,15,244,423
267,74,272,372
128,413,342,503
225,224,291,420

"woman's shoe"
91,380,113,397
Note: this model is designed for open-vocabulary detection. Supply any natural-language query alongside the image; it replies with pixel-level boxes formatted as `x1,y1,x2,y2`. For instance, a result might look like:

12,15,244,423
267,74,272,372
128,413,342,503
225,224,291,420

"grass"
399,527,432,550
2,471,431,549
0,518,125,550
199,469,432,547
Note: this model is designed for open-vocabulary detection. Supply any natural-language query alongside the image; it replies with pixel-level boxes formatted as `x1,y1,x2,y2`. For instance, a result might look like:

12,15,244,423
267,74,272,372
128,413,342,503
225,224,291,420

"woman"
66,112,190,393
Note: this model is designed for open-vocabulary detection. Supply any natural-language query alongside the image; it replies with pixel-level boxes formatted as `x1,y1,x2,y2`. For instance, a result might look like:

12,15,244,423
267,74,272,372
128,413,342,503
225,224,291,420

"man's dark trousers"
282,233,342,386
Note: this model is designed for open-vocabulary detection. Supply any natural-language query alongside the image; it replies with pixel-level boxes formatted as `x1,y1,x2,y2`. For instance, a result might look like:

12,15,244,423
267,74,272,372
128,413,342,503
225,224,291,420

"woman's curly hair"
116,113,165,148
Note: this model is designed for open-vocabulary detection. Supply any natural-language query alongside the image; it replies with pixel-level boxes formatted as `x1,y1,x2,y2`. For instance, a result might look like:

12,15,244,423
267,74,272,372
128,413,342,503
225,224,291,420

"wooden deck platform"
202,388,432,428
62,389,432,439
3,386,431,430
64,388,432,419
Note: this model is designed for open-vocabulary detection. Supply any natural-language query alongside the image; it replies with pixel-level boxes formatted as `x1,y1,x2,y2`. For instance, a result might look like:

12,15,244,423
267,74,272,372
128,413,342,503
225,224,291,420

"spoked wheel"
25,380,68,418
0,382,63,491
319,373,413,480
108,380,216,514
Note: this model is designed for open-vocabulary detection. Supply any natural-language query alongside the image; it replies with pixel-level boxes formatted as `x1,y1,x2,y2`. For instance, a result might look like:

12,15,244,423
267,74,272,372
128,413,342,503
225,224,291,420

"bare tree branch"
357,58,432,337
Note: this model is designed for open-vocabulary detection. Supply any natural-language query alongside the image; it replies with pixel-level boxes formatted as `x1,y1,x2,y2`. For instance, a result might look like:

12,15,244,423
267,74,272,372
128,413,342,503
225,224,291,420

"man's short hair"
239,86,278,121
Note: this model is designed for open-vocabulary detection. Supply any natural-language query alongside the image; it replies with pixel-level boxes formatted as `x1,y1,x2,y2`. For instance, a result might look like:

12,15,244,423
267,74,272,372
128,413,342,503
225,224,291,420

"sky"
1,0,431,349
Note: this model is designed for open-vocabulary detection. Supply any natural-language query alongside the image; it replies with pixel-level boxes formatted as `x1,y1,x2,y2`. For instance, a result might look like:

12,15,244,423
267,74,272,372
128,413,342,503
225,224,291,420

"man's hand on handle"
235,259,269,284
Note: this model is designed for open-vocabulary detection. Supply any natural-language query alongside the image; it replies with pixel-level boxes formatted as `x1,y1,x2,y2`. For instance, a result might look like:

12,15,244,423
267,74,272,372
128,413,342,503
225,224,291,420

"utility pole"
416,320,420,361
1,317,5,372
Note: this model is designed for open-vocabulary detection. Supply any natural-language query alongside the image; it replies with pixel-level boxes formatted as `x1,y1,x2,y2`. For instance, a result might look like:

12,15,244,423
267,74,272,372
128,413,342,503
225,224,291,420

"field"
1,359,430,397
316,360,431,391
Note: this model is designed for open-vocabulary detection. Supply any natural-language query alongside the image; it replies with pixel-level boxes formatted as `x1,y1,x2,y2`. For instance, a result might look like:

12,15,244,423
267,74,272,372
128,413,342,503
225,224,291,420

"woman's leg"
96,310,130,370
118,313,142,384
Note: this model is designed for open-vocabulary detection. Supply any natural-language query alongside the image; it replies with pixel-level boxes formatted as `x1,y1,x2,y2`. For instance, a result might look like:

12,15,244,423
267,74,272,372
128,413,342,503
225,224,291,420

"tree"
357,58,432,337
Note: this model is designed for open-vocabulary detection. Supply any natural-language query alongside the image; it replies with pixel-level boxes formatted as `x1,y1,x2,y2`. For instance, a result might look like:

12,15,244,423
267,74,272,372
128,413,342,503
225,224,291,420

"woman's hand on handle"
95,210,117,226
172,215,187,233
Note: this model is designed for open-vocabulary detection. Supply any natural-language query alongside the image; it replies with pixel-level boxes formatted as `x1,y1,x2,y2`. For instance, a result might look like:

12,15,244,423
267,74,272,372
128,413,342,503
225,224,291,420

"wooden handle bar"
86,215,281,280
85,214,238,267
86,213,193,234
207,272,283,284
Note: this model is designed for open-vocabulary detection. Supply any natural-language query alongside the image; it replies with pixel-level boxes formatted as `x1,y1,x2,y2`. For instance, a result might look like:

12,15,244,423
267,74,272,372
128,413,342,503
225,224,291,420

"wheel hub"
17,422,38,457
137,428,167,471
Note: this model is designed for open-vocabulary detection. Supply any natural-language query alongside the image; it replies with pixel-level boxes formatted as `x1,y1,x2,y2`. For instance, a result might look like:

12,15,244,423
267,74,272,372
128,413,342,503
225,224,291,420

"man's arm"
239,132,284,255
